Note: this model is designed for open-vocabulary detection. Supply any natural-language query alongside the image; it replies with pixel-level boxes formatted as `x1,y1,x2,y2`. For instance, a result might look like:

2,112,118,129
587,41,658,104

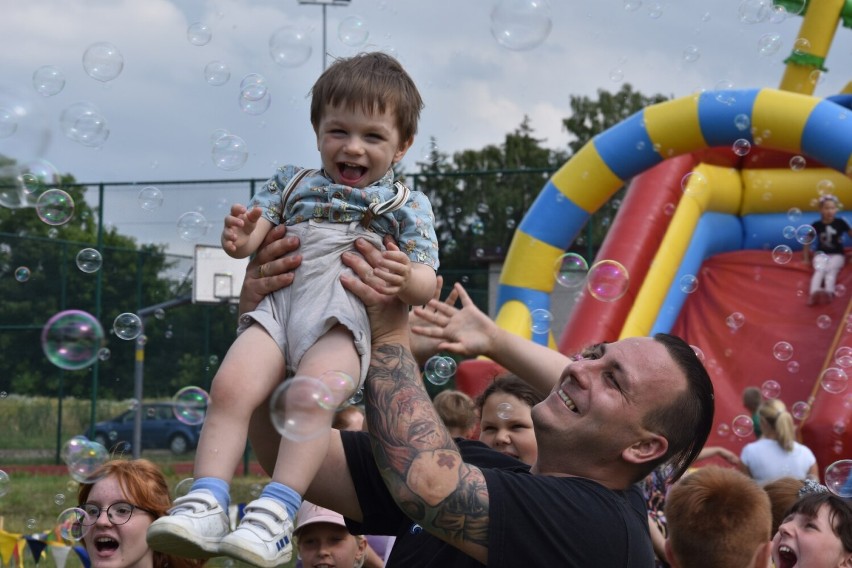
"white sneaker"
146,490,229,558
218,498,294,568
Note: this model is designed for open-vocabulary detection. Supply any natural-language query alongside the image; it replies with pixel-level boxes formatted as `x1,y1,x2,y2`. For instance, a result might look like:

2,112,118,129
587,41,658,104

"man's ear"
622,433,668,465
393,137,414,164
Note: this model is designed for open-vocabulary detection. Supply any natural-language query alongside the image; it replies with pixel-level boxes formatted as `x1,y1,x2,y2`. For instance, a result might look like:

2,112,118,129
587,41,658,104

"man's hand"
340,238,410,347
410,282,498,359
238,224,302,315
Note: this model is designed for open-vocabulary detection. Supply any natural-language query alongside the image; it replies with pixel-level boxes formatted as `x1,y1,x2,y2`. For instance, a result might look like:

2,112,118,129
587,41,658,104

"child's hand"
370,240,411,297
221,204,263,254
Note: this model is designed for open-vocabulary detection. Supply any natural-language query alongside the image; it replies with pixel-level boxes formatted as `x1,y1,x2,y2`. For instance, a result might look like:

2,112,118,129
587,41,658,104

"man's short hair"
642,333,715,483
432,389,476,435
310,51,423,143
665,467,771,568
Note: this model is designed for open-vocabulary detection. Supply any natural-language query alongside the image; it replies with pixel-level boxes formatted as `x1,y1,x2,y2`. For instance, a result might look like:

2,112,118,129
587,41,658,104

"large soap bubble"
41,310,105,371
60,102,110,148
269,26,312,67
82,42,124,82
490,0,552,51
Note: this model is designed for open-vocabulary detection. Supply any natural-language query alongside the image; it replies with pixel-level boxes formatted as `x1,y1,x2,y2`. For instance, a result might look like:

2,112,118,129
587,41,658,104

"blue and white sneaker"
218,497,294,568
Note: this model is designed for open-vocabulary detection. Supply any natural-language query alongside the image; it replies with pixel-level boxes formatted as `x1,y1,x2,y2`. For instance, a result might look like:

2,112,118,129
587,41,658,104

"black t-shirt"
341,431,654,568
813,217,851,254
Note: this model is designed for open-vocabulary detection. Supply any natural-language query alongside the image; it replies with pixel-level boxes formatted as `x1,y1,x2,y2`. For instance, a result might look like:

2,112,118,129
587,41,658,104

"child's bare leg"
273,324,359,493
195,325,286,481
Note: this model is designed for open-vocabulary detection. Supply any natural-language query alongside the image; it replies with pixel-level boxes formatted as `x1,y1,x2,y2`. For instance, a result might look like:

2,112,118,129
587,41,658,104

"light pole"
297,0,351,71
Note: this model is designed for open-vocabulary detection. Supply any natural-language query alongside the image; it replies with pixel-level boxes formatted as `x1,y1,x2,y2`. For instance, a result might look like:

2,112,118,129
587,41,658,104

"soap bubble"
789,155,806,170
530,308,553,334
317,371,357,409
57,508,88,542
791,401,810,420
761,379,781,399
15,266,30,282
66,439,108,483
424,356,457,386
821,367,848,394
60,102,109,148
758,33,783,56
113,313,143,340
0,470,9,497
732,138,751,156
187,22,212,46
177,211,209,241
211,134,248,171
825,460,852,497
172,386,209,425
270,376,334,442
679,274,698,294
835,346,852,368
204,61,230,86
553,253,588,289
76,248,102,273
36,189,75,226
82,42,124,82
772,244,793,264
338,16,369,46
32,65,65,97
269,26,312,67
496,402,513,420
731,415,754,437
138,186,164,211
772,341,793,361
42,310,104,370
490,0,552,51
795,224,816,245
587,260,629,302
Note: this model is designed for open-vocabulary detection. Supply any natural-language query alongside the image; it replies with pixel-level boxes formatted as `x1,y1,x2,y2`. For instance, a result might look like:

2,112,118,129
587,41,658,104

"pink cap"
294,501,346,533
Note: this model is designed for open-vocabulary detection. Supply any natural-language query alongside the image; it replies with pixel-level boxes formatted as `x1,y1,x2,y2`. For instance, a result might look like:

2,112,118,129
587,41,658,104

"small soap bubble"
55,493,66,506
60,102,109,148
15,266,30,282
97,347,111,361
173,386,209,425
269,26,312,67
174,478,194,498
734,114,750,131
211,134,248,171
57,508,87,542
782,225,796,240
496,402,513,420
738,0,771,24
239,88,271,115
821,367,848,394
681,171,707,197
761,379,781,399
773,341,793,361
682,45,700,63
270,376,333,442
490,0,552,51
423,356,457,386
0,470,9,497
36,189,75,226
786,207,802,223
32,65,65,97
317,370,357,410
732,139,751,156
817,314,832,330
758,33,782,56
154,308,166,320
338,16,369,46
113,312,142,340
825,460,852,497
791,401,810,420
717,423,730,437
587,260,629,302
187,22,212,46
82,42,123,82
138,186,163,211
679,274,698,294
177,211,209,241
789,155,806,171
731,415,754,437
76,248,102,273
553,253,588,289
787,361,800,374
772,245,793,265
836,346,852,368
529,309,553,335
348,388,364,406
204,61,230,86
67,439,108,483
42,310,105,371
795,224,816,245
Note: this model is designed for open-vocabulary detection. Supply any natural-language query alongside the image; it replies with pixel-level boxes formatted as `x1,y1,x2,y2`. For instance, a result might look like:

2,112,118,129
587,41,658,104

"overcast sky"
1,0,850,259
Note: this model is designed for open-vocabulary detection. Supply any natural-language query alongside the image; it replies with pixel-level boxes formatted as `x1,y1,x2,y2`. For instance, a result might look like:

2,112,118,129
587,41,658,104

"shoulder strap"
281,168,317,207
360,181,411,229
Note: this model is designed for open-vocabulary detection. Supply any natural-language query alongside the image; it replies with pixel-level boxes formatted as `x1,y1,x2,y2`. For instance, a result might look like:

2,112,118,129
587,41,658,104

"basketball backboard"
193,245,248,304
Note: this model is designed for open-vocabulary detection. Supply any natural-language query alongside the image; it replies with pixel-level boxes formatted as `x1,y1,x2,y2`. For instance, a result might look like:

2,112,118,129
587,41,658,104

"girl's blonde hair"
758,399,796,452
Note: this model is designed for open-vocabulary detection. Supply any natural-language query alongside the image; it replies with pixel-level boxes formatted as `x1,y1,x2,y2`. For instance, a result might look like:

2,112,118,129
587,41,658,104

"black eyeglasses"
80,502,154,526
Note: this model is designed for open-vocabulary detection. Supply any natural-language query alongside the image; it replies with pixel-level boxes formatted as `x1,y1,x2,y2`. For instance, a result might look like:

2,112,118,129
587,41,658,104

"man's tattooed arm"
365,342,490,564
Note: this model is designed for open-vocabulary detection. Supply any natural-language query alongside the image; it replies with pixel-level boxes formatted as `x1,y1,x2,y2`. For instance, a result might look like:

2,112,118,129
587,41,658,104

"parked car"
87,402,204,455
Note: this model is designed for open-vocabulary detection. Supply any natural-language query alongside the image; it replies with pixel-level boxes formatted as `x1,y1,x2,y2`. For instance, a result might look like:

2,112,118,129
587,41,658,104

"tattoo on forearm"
366,343,490,548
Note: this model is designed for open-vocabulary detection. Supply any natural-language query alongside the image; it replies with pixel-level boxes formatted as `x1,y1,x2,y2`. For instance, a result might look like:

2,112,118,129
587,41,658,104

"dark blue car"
89,402,203,455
